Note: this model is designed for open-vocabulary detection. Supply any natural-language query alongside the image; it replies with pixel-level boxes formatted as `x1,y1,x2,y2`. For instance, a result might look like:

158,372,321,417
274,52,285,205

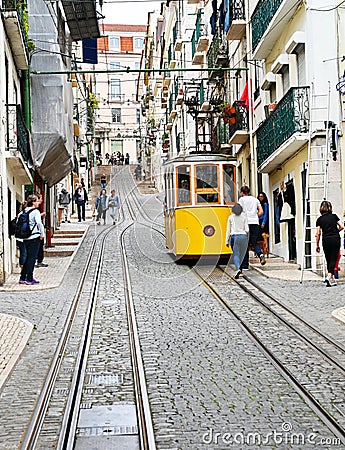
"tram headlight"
203,225,215,237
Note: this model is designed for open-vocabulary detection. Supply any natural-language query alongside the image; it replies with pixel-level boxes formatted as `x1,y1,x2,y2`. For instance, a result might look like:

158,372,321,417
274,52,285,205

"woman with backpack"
19,195,44,285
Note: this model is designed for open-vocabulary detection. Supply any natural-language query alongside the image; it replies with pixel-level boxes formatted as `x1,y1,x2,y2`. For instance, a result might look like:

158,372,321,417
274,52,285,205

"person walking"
100,174,107,189
316,200,344,286
74,183,88,222
238,185,265,269
36,194,48,268
19,195,45,285
96,189,108,225
258,191,269,256
58,188,71,223
108,189,120,224
225,203,249,279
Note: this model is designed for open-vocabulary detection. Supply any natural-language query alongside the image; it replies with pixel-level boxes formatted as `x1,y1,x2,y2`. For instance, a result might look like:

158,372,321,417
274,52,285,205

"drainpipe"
246,0,256,195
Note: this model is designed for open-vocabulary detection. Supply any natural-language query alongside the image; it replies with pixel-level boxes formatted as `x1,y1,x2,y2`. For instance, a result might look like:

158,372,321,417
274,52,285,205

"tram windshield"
223,165,235,203
195,165,219,204
177,166,191,205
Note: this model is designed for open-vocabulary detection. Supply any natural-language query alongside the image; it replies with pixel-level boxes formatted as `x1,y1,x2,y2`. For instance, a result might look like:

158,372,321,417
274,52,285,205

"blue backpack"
15,208,36,239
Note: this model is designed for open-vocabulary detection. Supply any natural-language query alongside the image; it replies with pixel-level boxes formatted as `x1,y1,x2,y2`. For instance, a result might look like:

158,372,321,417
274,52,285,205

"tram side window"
177,166,191,205
223,165,235,203
168,173,174,209
196,165,219,203
163,173,168,209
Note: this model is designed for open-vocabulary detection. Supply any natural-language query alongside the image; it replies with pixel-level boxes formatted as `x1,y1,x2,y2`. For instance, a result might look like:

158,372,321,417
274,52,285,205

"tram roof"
163,153,236,166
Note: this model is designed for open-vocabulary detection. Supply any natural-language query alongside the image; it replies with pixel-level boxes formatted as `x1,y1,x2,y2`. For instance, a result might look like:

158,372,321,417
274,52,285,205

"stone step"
50,240,80,246
54,230,84,236
44,246,76,257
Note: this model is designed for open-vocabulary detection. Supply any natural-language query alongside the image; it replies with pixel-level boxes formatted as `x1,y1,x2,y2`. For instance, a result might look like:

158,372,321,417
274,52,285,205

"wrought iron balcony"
228,101,249,144
6,105,30,159
251,0,299,57
168,42,176,67
225,0,246,41
214,102,249,150
1,0,29,69
252,0,282,51
207,27,228,80
256,87,310,169
191,10,203,57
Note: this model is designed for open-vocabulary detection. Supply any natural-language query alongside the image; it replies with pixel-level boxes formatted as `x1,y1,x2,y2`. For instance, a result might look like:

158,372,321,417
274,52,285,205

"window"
110,79,121,101
111,108,121,123
280,65,290,95
177,166,191,205
134,37,144,48
111,139,123,153
109,37,120,49
195,165,219,203
110,61,120,70
294,43,306,86
135,61,140,70
269,83,277,103
223,165,235,203
136,109,140,124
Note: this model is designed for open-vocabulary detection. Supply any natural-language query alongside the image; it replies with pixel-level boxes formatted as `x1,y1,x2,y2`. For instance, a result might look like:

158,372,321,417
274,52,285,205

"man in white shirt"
238,185,266,268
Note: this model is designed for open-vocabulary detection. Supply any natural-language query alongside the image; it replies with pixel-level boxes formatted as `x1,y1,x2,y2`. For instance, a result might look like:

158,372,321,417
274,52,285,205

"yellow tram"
163,154,237,261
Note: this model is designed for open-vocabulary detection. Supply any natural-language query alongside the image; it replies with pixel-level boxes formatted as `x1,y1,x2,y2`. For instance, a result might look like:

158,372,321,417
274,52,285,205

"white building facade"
94,24,146,166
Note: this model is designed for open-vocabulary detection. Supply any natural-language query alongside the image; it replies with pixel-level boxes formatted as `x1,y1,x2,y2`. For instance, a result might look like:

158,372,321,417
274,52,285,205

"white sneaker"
325,276,332,287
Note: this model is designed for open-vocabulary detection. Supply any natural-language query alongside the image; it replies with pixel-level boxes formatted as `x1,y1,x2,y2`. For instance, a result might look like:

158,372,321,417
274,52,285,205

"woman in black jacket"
316,201,344,286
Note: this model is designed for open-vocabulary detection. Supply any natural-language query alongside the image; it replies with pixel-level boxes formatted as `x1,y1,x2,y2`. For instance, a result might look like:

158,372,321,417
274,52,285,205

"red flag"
240,79,252,111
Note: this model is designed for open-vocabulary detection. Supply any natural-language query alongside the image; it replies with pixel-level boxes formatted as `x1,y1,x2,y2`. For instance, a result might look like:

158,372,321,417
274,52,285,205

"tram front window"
196,165,218,189
196,165,219,204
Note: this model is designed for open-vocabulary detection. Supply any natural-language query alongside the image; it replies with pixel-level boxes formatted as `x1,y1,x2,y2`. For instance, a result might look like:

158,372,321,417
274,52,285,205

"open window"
177,165,191,205
195,164,219,204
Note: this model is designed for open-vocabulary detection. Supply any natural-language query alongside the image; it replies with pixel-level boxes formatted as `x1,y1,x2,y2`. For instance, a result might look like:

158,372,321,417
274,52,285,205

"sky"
100,0,159,25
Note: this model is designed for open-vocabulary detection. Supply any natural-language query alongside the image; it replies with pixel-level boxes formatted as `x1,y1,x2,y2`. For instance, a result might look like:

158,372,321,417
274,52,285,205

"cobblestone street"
0,167,344,449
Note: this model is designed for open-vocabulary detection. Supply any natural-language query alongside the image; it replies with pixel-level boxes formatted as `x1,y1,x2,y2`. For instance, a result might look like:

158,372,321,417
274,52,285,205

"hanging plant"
88,93,99,110
220,102,237,125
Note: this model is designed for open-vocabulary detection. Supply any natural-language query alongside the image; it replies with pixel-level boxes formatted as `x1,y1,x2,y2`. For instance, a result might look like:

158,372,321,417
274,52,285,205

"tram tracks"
21,226,113,449
193,265,345,445
119,169,345,444
20,169,157,449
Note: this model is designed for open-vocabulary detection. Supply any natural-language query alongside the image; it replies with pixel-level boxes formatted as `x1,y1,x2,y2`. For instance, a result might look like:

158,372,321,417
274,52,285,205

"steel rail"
220,267,345,372
20,226,112,449
193,269,345,445
57,225,115,449
117,170,157,449
120,225,157,450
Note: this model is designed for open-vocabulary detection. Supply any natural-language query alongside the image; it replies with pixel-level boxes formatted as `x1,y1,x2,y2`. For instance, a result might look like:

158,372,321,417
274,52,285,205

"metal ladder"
300,82,331,283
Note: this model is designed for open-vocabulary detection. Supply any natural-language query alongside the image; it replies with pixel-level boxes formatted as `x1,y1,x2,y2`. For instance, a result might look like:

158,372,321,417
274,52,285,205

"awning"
61,0,100,41
33,135,74,187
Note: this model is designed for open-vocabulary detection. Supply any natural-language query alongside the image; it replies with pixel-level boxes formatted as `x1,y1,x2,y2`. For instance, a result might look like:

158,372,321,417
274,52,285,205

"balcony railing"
191,10,203,56
207,27,228,78
168,42,175,65
256,86,310,167
2,0,28,39
6,104,31,162
252,0,283,51
225,0,246,35
228,100,248,138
